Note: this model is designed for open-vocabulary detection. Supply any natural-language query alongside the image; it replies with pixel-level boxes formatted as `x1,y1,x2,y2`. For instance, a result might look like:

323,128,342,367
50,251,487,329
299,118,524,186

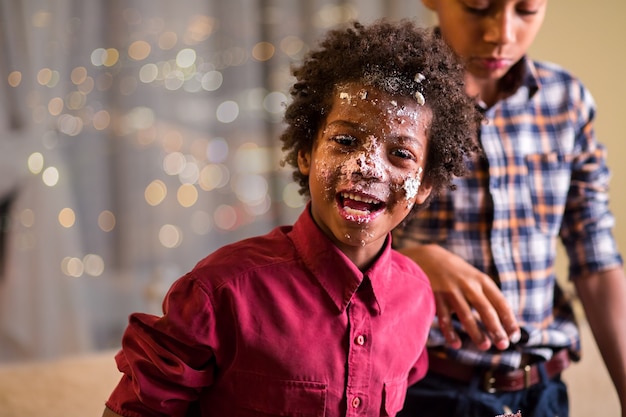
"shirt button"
355,335,366,345
351,396,361,408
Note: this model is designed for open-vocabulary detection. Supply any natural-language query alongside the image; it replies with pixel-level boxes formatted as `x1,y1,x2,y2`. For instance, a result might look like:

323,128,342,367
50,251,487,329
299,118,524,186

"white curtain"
0,0,432,362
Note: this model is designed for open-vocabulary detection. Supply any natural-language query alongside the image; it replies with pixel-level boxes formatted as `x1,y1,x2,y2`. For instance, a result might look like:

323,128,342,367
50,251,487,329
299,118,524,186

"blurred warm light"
201,70,222,91
177,184,198,207
58,208,76,228
78,76,95,94
280,35,305,57
252,41,275,61
164,70,185,90
42,166,60,186
57,114,84,136
214,204,238,230
190,138,209,162
283,182,306,208
179,159,200,184
163,152,186,175
263,91,287,115
83,254,105,277
92,110,111,130
176,48,196,68
244,194,272,216
158,31,178,50
198,164,229,191
216,100,239,123
19,209,35,228
62,257,84,278
66,91,86,110
234,143,272,174
103,48,120,67
98,210,116,232
8,71,22,87
159,224,182,248
139,63,159,83
128,40,151,61
314,4,358,28
37,68,53,86
185,15,216,44
233,174,268,204
27,152,44,174
125,106,155,131
70,66,88,85
162,130,184,152
145,180,167,206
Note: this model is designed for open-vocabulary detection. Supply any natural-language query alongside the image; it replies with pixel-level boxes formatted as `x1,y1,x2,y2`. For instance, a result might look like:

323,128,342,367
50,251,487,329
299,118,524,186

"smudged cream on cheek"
403,167,423,201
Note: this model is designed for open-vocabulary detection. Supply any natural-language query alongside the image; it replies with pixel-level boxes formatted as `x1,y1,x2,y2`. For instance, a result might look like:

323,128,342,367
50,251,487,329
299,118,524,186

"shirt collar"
288,204,392,315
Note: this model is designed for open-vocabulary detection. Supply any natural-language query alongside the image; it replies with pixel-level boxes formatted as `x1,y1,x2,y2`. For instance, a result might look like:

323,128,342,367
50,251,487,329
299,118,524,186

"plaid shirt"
394,56,623,370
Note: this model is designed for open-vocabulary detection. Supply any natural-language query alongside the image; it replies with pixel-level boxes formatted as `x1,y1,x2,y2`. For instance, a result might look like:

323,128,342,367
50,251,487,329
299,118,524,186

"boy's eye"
391,148,415,161
516,7,539,16
333,134,357,147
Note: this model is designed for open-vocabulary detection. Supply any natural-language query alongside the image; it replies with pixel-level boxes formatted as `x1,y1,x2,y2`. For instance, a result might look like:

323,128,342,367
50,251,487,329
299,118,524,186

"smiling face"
423,0,546,98
298,82,432,269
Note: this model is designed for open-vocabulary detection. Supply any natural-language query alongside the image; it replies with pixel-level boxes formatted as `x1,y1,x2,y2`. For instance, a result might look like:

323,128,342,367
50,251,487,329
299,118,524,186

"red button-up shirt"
106,207,434,417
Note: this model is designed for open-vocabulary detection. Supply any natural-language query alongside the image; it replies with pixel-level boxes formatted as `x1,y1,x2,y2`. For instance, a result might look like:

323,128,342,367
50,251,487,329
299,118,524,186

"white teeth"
340,192,378,204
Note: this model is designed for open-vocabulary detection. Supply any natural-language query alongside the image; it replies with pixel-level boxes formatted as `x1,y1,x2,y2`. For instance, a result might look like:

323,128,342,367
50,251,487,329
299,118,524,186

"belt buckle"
482,369,496,393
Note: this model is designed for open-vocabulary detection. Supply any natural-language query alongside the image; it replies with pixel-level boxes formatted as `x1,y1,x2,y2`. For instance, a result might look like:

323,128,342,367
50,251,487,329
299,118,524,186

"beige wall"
528,2,623,415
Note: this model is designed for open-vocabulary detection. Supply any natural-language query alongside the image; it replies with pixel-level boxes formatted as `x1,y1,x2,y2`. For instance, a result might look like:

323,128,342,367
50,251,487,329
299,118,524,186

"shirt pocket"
234,371,327,417
524,152,571,236
382,379,408,417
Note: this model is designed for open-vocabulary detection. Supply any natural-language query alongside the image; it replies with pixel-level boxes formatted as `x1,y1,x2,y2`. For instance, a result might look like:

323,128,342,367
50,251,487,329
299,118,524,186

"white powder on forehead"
403,167,423,201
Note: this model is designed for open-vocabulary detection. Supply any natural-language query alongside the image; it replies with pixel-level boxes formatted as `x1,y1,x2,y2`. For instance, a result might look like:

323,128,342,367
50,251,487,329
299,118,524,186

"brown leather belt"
427,349,571,393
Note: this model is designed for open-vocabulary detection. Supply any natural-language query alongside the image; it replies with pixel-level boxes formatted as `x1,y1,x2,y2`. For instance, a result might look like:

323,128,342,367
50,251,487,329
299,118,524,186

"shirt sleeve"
105,274,218,417
560,83,623,279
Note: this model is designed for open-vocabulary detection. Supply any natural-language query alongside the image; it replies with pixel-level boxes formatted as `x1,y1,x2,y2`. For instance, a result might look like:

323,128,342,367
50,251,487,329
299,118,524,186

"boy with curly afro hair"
281,19,480,214
103,19,481,417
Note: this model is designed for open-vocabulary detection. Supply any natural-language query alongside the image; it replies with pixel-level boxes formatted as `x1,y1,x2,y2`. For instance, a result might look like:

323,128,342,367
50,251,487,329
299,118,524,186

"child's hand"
399,244,520,351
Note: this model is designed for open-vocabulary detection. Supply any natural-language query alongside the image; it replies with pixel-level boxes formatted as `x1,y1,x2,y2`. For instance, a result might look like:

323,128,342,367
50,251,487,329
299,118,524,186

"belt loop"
523,365,532,388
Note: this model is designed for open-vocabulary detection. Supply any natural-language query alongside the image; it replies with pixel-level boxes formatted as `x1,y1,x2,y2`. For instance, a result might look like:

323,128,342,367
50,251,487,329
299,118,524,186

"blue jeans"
398,362,569,417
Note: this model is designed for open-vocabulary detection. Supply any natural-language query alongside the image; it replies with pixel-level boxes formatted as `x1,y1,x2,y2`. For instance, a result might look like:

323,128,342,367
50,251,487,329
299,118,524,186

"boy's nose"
483,10,515,46
354,152,388,181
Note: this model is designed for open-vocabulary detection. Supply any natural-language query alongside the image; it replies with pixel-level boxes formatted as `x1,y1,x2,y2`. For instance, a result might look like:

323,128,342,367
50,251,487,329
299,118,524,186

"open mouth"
338,192,385,218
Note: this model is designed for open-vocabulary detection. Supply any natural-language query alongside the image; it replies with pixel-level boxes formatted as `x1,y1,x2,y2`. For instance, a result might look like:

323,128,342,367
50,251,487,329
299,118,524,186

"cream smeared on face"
403,167,423,201
301,81,432,260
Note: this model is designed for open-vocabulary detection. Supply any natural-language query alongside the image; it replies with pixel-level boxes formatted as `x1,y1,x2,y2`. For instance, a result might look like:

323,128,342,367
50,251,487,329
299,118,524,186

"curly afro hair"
280,19,482,212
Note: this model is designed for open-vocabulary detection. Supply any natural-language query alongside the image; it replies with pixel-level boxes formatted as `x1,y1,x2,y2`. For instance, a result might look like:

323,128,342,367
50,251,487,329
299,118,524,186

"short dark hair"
280,19,481,211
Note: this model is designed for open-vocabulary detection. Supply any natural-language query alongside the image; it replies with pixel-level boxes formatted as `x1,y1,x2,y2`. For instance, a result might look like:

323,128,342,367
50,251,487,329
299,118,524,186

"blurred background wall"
0,1,622,414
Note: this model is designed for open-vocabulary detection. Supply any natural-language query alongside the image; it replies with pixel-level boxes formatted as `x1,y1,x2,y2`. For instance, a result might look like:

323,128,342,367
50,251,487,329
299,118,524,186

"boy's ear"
421,0,436,12
297,149,311,175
